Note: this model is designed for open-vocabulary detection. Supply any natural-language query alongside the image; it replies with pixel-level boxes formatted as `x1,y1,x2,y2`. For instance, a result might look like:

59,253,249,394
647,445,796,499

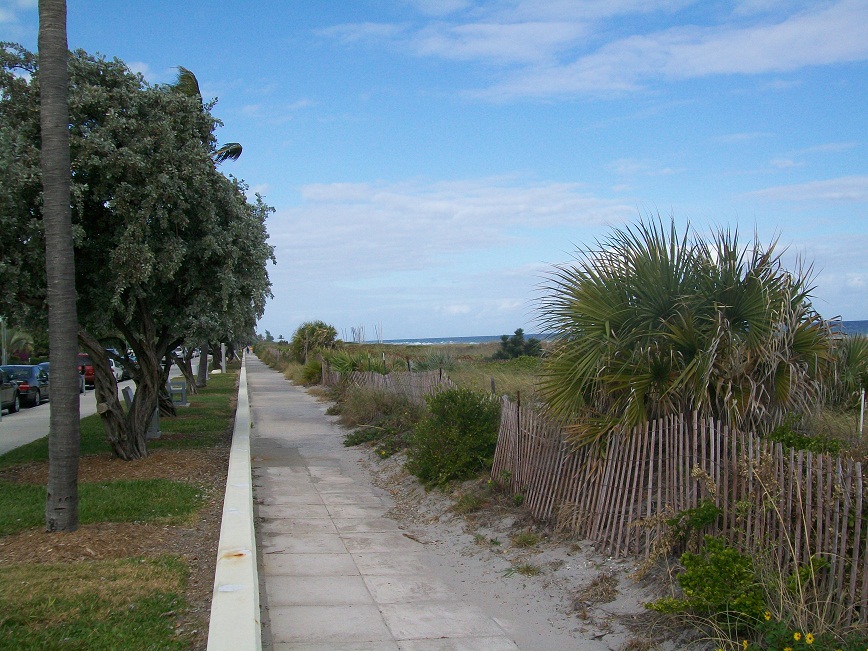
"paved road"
0,363,192,456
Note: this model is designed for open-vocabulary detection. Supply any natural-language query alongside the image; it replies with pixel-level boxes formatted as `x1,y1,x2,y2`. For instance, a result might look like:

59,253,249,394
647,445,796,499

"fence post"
490,377,496,395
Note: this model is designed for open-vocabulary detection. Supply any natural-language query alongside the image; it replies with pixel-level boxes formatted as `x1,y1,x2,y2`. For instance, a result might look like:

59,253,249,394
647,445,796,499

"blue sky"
2,1,866,340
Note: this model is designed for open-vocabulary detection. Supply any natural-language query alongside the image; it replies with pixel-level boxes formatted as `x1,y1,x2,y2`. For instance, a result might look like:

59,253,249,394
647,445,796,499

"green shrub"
492,328,542,360
647,535,765,630
289,320,337,363
406,387,501,487
301,359,322,384
413,350,456,372
666,498,722,551
768,419,841,455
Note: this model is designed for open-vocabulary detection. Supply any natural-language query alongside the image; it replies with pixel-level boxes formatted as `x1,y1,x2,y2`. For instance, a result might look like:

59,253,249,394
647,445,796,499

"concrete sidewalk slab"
246,355,519,651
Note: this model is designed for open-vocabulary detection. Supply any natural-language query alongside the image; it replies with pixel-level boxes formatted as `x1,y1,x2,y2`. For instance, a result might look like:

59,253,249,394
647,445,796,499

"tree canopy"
538,219,834,448
0,44,275,458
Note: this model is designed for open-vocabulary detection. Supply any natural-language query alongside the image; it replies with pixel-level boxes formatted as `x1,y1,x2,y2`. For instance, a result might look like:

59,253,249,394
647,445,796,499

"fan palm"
538,219,834,449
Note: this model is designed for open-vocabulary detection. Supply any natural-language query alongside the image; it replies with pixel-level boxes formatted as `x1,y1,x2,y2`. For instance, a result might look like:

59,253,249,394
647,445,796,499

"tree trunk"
210,341,223,371
40,0,80,532
173,353,199,395
196,341,209,388
158,354,176,417
80,330,148,460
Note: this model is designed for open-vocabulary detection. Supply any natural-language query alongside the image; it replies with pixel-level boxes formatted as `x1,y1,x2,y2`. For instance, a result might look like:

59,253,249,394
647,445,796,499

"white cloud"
608,157,681,177
747,175,868,203
845,274,866,289
321,1,868,100
247,184,270,198
441,304,472,316
317,22,407,45
0,0,35,23
268,176,633,303
413,21,588,65
484,1,868,98
770,158,802,169
797,141,860,155
714,131,774,143
399,0,471,17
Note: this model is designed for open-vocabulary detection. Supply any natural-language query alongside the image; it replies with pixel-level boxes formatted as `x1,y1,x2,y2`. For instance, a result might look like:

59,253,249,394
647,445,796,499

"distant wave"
381,321,868,345
381,334,550,346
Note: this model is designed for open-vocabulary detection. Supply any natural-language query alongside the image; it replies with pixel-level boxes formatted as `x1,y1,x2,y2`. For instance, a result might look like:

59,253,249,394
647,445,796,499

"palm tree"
1,327,33,363
538,219,834,450
171,66,238,391
38,0,80,532
172,66,242,163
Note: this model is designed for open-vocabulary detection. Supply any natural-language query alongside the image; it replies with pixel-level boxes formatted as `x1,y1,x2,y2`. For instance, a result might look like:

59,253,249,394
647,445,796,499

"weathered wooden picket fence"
491,396,868,625
322,368,454,403
323,367,867,624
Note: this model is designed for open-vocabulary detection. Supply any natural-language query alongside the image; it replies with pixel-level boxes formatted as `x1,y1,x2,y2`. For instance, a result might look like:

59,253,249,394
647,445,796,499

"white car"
108,358,123,381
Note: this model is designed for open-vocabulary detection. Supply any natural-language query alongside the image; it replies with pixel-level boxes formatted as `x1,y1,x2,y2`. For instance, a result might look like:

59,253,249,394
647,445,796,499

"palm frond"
213,142,242,163
172,65,201,99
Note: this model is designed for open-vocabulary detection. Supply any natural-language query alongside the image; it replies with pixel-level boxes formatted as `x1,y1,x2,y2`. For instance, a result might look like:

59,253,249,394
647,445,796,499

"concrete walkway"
247,355,519,650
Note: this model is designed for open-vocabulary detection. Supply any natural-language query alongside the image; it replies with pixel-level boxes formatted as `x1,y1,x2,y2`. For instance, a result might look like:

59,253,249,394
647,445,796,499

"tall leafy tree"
0,46,274,459
38,0,80,531
538,219,834,449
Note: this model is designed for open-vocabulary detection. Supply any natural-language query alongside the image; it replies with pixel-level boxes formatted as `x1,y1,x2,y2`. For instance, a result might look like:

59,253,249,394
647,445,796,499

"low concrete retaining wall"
206,357,261,651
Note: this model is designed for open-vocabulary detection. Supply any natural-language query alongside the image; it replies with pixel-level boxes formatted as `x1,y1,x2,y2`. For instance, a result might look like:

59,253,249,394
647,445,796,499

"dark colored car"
36,361,86,394
0,368,20,414
0,364,49,407
77,353,95,387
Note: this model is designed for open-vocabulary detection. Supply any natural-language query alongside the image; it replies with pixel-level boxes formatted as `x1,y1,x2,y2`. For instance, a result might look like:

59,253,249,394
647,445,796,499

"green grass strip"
0,478,203,536
0,556,190,650
0,371,237,467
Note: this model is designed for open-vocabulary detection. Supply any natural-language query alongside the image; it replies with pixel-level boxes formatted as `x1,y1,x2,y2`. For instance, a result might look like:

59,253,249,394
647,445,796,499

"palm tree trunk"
39,0,80,532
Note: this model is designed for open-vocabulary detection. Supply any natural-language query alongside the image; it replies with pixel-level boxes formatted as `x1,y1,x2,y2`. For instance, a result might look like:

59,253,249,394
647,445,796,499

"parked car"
106,348,130,381
0,368,20,414
0,364,49,407
77,353,95,387
36,361,85,394
108,358,123,381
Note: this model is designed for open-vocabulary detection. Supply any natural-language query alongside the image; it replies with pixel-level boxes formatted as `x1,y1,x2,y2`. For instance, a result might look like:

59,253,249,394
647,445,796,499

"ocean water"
841,320,868,335
382,321,868,346
381,334,535,346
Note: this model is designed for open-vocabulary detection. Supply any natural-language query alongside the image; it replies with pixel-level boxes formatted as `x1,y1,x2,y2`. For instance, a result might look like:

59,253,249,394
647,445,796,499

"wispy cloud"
483,1,868,99
320,1,868,100
275,177,633,278
747,175,868,203
412,21,588,65
714,131,774,143
608,157,681,177
126,62,160,84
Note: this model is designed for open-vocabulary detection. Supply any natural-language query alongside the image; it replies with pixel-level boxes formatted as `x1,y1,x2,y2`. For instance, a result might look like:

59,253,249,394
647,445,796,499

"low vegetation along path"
248,356,595,650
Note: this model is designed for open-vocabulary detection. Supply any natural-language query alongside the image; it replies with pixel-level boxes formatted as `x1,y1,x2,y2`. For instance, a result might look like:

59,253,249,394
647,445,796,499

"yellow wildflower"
742,641,748,650
805,633,814,644
794,632,802,641
763,610,771,621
